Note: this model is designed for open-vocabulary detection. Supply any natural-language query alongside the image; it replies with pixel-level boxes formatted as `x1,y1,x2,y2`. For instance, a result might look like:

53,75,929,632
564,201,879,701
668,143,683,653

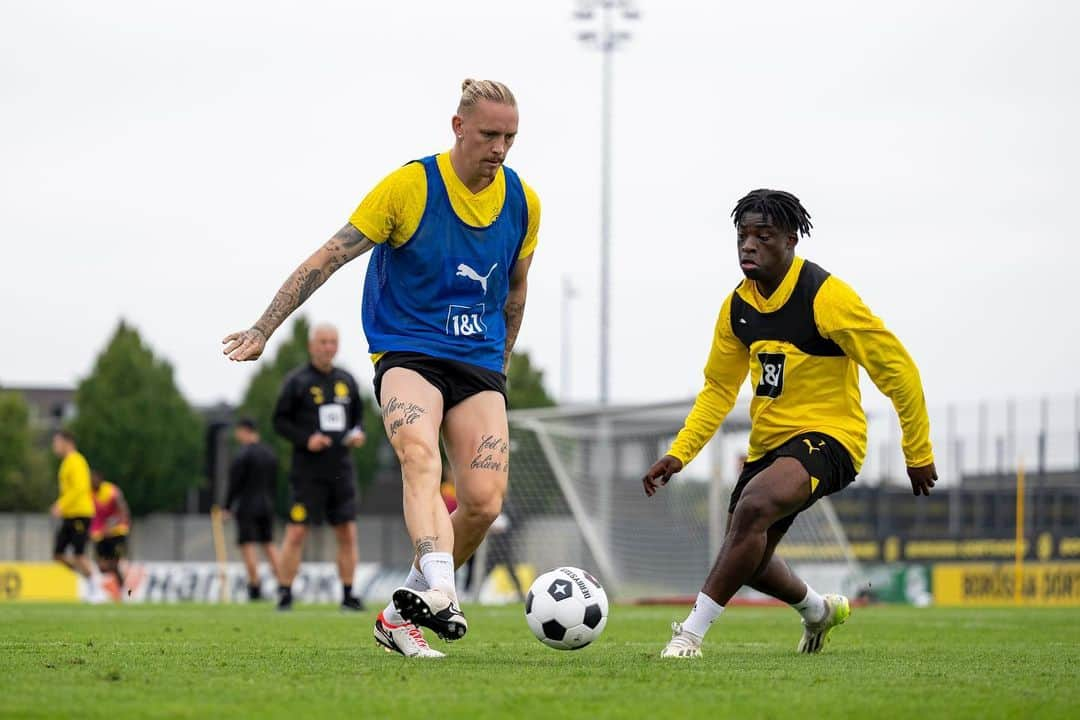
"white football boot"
373,612,445,658
392,587,468,641
660,621,703,658
797,593,851,654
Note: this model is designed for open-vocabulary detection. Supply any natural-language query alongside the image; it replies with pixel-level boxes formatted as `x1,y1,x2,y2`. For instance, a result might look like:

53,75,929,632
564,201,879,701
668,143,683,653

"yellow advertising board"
0,563,80,602
933,562,1080,606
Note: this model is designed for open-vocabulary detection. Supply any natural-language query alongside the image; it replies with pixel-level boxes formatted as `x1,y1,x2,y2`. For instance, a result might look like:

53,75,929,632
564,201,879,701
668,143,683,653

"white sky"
2,0,1078,420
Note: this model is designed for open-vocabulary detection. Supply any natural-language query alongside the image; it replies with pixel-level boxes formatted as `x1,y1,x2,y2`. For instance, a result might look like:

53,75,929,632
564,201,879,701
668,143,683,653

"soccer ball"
524,566,608,650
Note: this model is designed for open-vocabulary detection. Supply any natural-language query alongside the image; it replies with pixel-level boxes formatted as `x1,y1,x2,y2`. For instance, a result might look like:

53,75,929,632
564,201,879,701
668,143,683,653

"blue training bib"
361,155,528,373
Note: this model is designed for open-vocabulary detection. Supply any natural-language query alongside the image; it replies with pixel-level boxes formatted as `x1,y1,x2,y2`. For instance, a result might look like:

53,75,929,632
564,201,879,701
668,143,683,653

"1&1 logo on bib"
756,352,786,398
446,304,488,338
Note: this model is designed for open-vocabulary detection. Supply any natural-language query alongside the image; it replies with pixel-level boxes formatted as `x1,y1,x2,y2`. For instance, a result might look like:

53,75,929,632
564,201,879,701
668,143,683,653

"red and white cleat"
373,611,445,658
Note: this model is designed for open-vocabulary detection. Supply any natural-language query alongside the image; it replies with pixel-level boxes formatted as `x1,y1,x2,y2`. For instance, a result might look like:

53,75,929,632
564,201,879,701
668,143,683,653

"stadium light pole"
560,274,578,402
575,0,638,405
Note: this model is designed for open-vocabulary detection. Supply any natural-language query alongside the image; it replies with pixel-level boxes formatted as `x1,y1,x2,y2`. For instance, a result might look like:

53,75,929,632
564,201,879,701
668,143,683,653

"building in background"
12,386,75,433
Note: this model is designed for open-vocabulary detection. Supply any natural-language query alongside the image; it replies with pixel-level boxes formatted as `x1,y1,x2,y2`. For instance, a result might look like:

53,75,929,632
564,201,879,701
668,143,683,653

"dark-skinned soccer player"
643,189,937,658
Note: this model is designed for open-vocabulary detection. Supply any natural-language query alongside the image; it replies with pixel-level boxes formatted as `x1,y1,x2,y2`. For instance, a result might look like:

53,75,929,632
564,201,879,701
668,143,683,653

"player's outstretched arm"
502,253,533,373
222,224,375,361
642,455,683,497
814,276,936,491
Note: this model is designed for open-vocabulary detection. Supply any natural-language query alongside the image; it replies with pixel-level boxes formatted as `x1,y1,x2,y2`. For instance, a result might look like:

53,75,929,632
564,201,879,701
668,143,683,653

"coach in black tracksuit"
272,323,367,611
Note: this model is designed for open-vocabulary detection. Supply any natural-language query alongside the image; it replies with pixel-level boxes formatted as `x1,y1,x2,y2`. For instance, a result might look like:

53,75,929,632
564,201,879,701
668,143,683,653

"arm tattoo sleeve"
252,224,375,338
503,299,525,370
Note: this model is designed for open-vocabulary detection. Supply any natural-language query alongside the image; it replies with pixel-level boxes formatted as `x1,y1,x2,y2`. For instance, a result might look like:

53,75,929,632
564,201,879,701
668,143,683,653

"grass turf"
1,603,1077,719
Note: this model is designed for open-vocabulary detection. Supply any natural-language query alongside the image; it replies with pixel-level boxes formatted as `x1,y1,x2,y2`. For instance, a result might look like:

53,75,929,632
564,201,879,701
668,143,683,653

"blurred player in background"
50,430,96,591
225,418,281,601
224,78,538,657
90,469,130,598
643,189,937,658
271,324,367,612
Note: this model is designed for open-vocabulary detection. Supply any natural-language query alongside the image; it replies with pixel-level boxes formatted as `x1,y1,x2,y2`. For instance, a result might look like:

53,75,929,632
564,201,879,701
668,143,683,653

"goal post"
496,399,863,603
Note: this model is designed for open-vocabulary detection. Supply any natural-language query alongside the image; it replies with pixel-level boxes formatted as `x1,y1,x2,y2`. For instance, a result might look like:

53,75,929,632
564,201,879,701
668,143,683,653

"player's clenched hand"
642,455,683,497
907,462,937,496
222,328,267,361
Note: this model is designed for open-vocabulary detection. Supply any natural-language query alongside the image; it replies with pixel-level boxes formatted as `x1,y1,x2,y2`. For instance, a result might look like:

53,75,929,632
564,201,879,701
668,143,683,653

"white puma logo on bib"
456,263,498,294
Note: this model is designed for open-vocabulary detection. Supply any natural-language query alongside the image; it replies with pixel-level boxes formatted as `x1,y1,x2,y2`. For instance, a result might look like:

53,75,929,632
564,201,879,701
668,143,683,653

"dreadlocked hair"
731,189,813,237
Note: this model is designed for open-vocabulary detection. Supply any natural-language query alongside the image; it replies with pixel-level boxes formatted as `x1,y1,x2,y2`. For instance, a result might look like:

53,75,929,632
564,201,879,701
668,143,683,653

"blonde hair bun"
457,79,516,115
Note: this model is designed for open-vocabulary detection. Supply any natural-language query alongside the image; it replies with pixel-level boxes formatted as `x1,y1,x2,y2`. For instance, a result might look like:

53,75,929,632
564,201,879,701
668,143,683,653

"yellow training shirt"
57,450,94,518
348,151,540,258
668,257,933,473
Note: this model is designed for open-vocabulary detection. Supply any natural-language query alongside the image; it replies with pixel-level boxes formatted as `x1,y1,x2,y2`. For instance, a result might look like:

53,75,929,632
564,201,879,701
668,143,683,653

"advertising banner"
0,563,80,601
932,562,1080,606
121,562,382,603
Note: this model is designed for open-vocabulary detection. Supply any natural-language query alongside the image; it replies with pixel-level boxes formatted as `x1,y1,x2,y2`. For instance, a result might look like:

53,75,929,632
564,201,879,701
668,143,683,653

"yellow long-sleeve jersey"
668,257,933,473
56,450,94,518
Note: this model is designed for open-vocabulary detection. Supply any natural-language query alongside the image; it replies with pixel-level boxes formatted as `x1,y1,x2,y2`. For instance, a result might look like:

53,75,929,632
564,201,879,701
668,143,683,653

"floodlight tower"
560,275,578,402
574,0,639,405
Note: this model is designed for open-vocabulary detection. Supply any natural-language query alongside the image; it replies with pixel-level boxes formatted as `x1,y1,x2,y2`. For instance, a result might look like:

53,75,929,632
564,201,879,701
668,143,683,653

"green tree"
0,390,54,511
506,350,556,410
70,321,204,515
235,316,383,513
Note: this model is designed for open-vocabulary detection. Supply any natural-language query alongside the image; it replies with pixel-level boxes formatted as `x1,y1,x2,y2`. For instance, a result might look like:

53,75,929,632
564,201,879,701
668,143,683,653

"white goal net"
490,400,863,603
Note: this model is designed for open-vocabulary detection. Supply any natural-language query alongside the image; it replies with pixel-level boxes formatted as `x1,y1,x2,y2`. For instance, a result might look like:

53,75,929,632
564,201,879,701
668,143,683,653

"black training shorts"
236,513,273,545
373,352,507,411
54,517,91,556
729,431,856,535
288,467,357,526
95,535,128,561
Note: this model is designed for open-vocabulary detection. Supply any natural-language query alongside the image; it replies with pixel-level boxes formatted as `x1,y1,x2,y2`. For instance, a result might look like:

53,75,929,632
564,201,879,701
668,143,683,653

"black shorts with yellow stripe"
95,535,128,561
54,517,91,556
288,467,357,526
729,431,856,535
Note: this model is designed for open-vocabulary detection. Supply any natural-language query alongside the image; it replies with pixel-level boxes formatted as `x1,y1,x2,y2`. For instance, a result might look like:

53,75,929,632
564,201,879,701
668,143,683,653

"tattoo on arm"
323,223,375,272
252,263,325,338
415,536,438,557
503,299,525,370
251,224,375,338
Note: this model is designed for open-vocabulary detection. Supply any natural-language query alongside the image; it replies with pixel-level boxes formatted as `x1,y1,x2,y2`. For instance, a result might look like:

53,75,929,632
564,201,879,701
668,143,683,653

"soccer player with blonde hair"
224,78,539,658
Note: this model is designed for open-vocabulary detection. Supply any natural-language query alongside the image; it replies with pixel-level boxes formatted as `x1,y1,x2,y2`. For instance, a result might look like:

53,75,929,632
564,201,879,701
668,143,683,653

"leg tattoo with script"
470,434,510,474
383,396,427,439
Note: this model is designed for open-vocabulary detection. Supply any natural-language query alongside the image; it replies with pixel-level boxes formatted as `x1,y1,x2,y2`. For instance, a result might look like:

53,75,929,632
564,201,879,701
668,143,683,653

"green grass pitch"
1,603,1077,719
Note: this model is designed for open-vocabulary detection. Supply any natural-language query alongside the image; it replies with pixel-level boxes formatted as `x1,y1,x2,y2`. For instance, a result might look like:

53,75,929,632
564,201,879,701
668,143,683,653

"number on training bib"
318,403,347,432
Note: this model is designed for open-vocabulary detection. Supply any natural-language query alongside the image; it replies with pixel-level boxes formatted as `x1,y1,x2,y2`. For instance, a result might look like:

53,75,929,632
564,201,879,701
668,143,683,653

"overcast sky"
2,0,1078,423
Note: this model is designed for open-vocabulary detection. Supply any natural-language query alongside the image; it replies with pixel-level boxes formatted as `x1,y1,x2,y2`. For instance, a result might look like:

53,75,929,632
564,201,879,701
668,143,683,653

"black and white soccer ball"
525,566,609,650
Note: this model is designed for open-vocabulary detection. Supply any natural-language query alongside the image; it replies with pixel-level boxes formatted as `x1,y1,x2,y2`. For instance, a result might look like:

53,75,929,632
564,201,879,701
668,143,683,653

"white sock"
682,592,724,639
419,551,456,598
384,565,428,625
791,586,827,623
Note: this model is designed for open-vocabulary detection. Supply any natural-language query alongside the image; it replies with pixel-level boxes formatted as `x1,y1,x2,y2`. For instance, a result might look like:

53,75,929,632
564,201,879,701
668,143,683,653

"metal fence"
861,393,1080,486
